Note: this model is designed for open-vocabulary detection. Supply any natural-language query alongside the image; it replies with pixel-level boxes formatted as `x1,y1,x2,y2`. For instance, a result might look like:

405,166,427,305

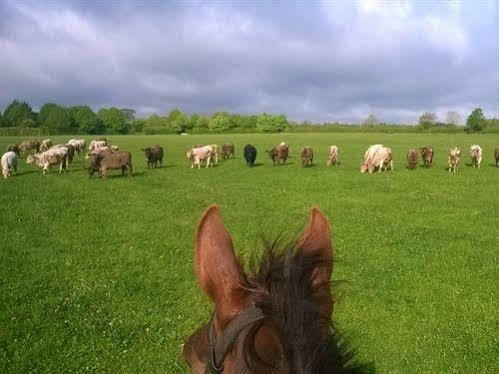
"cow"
221,143,235,160
301,147,314,167
86,140,108,159
469,145,483,168
26,147,68,174
142,144,164,168
89,150,132,179
7,145,20,155
186,145,214,169
51,144,75,166
40,139,52,152
243,144,257,166
326,145,340,166
421,146,434,168
448,147,461,173
361,145,392,173
1,151,18,178
68,139,86,155
495,147,499,167
18,140,40,155
210,144,219,164
266,143,289,165
407,148,418,169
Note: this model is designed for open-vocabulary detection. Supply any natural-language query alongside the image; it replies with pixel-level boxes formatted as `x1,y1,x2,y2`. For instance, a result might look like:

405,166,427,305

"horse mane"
239,238,373,373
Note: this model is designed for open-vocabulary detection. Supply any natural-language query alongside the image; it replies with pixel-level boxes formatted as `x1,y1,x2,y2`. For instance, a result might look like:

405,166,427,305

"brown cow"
220,143,235,160
19,140,40,155
407,148,418,169
421,146,434,168
266,143,289,165
89,150,133,179
301,147,314,167
142,144,164,168
495,146,499,167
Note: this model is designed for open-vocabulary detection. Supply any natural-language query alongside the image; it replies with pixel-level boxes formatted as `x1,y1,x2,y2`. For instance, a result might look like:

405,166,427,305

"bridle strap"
206,305,265,373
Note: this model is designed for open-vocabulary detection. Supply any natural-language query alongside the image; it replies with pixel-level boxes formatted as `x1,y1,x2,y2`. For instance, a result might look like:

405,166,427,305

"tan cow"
326,145,340,166
27,147,68,174
86,140,108,159
187,145,214,169
40,139,52,152
407,148,418,169
360,144,384,173
301,147,314,167
19,140,40,155
448,147,461,173
469,145,482,168
68,139,86,155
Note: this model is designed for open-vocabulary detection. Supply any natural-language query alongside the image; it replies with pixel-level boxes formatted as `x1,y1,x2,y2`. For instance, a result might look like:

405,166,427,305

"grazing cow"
89,150,133,179
40,139,52,152
361,145,392,173
221,143,235,160
86,140,107,159
360,144,384,173
142,144,164,168
266,143,289,165
495,146,499,167
301,146,314,167
26,147,68,174
421,146,434,168
7,145,20,155
469,145,483,168
326,145,340,166
1,151,18,178
51,144,75,166
448,147,461,173
407,148,418,169
243,144,257,166
210,144,219,164
19,140,40,155
68,139,86,155
186,145,214,169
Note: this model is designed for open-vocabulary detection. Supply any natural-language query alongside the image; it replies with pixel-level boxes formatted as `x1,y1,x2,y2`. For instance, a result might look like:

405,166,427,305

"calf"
407,148,418,169
186,145,214,169
326,145,339,166
421,146,434,168
26,147,68,174
142,144,164,168
1,151,18,178
495,147,499,167
243,144,257,166
469,145,482,168
221,143,235,160
89,150,133,179
40,139,52,152
19,140,40,155
301,147,314,167
266,143,289,165
448,147,461,173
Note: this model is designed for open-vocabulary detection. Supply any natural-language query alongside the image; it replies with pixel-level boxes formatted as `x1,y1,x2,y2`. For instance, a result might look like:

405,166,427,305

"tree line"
0,99,496,135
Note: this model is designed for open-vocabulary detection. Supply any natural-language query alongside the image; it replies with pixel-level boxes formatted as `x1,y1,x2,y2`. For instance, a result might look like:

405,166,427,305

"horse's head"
183,206,366,373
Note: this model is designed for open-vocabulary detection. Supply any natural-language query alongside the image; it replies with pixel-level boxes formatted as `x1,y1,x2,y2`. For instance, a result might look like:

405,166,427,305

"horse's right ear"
195,205,247,329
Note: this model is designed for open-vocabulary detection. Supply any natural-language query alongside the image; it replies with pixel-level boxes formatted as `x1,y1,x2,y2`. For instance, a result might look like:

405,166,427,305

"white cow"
68,139,86,155
27,147,68,174
86,140,107,159
186,145,214,169
360,144,384,173
448,147,461,173
327,145,340,166
469,145,483,168
1,151,18,178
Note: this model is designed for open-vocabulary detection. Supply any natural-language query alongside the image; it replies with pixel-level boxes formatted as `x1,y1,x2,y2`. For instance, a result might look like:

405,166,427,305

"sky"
1,0,498,124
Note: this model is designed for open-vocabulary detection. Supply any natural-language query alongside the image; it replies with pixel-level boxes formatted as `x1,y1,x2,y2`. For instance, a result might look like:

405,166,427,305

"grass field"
0,133,498,373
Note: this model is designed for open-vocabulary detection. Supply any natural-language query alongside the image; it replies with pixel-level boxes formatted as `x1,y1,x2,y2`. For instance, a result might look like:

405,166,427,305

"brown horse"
183,206,369,373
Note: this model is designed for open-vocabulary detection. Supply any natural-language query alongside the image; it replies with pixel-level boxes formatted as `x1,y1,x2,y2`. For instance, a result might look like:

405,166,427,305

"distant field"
0,133,498,373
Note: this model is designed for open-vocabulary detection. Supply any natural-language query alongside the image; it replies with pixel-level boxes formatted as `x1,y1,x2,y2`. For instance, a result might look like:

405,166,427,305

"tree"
418,112,437,130
70,106,104,134
98,107,130,134
167,109,189,133
2,100,36,127
362,114,379,127
191,114,210,129
37,103,72,133
120,108,136,122
445,111,461,125
144,114,169,128
256,113,288,133
466,108,486,132
209,112,232,131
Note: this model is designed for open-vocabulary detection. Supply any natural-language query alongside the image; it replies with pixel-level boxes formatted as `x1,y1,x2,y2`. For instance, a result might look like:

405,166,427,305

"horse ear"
195,205,247,329
297,207,333,316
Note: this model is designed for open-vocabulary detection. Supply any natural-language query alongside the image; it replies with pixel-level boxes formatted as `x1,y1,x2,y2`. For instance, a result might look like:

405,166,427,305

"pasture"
0,133,498,373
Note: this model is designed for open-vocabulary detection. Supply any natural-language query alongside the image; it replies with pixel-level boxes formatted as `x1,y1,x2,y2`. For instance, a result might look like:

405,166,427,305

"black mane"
240,240,373,373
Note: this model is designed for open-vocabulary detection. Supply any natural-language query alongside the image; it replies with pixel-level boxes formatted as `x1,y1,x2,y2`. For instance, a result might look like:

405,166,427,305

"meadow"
0,133,497,373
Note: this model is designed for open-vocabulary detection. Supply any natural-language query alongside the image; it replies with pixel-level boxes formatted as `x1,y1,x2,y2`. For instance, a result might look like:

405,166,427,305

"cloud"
0,0,498,123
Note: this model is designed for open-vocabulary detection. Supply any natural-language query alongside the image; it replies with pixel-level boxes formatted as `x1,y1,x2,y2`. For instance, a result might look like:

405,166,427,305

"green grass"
0,133,498,373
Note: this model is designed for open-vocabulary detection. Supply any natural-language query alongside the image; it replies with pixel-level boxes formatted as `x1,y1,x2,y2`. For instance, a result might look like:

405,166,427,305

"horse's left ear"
297,207,333,316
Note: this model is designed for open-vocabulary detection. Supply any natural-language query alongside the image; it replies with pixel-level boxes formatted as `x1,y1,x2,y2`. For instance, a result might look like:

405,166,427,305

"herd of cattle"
1,138,499,179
